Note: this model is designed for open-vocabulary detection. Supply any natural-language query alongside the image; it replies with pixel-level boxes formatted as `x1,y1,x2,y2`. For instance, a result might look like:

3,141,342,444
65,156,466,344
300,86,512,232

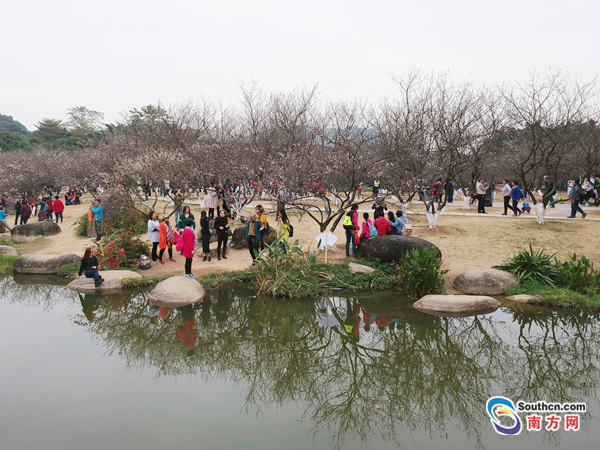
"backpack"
343,214,354,230
138,255,151,270
288,224,294,238
368,220,378,237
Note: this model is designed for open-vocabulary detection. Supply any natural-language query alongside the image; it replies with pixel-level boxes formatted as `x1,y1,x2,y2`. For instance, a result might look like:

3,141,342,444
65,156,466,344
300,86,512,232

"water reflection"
2,275,599,449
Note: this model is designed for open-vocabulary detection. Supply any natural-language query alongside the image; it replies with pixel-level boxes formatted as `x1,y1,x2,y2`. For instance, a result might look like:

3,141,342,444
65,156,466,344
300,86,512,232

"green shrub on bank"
0,236,16,247
121,275,173,289
494,245,557,286
0,255,17,274
200,270,255,289
57,263,79,277
397,247,448,300
504,280,600,311
112,209,149,236
555,254,600,294
75,215,90,237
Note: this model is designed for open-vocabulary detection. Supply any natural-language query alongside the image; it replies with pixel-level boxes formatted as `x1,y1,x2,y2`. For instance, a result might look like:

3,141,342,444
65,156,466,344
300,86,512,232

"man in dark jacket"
543,176,556,208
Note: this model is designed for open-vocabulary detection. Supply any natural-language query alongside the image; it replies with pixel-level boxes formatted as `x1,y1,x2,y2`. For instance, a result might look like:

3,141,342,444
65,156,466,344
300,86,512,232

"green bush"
57,263,79,277
555,254,600,294
0,255,17,274
111,209,149,236
397,247,448,300
494,244,557,287
75,215,90,237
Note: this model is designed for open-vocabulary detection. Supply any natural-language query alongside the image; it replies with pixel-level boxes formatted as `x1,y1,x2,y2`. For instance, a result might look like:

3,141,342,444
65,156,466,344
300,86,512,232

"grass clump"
0,255,17,274
555,254,600,294
75,215,90,237
494,244,557,286
121,275,173,289
397,246,448,300
504,280,600,311
57,263,79,277
200,270,255,289
0,236,17,247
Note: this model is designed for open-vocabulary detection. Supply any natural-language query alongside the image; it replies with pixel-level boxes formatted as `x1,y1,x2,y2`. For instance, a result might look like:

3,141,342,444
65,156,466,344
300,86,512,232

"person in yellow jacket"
276,209,290,253
256,204,268,251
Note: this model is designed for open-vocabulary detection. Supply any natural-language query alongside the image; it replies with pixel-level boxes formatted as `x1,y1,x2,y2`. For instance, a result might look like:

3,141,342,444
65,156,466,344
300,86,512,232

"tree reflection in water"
8,277,597,449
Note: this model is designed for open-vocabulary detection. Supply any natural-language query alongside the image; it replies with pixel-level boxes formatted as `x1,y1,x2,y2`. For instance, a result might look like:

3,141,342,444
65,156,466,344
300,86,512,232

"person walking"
477,179,486,214
0,206,12,232
53,196,64,223
256,205,268,251
276,209,290,253
543,175,557,208
91,200,103,241
246,214,262,265
343,205,359,257
77,247,104,288
158,215,176,264
567,179,587,219
510,181,523,216
214,210,230,260
36,198,47,221
148,211,160,261
200,210,211,262
176,218,197,278
501,179,516,215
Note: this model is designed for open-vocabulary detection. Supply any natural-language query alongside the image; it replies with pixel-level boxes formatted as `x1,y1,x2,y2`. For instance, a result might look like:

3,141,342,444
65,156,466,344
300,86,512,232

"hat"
377,194,383,198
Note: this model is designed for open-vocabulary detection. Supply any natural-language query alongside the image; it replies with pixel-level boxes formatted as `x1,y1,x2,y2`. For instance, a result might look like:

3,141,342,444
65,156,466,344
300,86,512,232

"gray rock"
67,270,142,293
348,263,375,274
505,294,544,303
356,235,441,264
148,275,206,307
13,253,81,274
0,222,6,233
100,187,137,227
11,221,61,243
232,225,277,248
0,245,18,256
454,269,517,296
413,294,501,317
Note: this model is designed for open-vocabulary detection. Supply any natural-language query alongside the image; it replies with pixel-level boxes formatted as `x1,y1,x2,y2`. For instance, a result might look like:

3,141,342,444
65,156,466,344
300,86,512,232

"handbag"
226,229,233,237
355,234,360,246
351,229,356,235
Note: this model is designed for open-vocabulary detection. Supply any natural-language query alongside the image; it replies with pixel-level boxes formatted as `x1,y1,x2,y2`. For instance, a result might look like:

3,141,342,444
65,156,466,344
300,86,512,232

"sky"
2,0,598,131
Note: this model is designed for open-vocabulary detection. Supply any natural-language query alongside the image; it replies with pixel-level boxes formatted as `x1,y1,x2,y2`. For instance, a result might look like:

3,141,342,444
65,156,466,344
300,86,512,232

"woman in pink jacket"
176,218,196,278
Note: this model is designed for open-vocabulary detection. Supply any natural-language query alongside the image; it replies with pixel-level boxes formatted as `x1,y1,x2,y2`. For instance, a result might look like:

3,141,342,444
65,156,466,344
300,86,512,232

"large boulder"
100,187,136,227
148,276,206,307
0,245,18,256
11,222,61,243
231,225,277,248
0,222,7,233
357,235,440,264
13,253,81,274
413,294,501,317
67,270,142,293
454,269,517,296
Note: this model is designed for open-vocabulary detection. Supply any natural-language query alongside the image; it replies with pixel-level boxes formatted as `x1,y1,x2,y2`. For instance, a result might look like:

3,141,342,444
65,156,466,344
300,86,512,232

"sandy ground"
6,194,600,289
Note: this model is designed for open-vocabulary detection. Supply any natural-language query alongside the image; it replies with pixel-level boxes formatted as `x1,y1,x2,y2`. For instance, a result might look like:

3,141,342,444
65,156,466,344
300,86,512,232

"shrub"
555,254,600,294
0,255,17,274
111,209,149,236
494,244,557,287
57,263,79,277
397,246,448,300
94,230,149,269
75,215,90,237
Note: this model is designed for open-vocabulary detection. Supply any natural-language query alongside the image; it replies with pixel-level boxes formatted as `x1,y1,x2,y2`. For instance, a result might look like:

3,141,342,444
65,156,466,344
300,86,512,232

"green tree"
31,118,67,143
65,106,104,136
0,132,31,151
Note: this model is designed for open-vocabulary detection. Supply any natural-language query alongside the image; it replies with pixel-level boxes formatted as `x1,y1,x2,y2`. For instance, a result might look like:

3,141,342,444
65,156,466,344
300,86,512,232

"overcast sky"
3,0,598,130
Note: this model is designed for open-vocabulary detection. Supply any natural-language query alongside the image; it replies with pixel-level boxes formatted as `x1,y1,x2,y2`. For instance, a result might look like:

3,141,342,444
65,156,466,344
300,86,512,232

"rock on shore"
67,270,142,292
11,222,61,243
13,253,80,274
148,276,206,307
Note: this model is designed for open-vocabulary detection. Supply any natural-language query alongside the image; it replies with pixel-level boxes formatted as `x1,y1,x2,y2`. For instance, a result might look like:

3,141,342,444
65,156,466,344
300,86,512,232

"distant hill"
0,114,30,136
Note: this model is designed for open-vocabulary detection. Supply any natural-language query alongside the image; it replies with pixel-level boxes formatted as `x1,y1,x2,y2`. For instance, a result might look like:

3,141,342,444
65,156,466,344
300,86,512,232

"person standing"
214,210,230,260
176,218,197,278
567,179,587,219
36,198,47,221
477,179,486,214
543,175,556,208
173,191,184,225
343,205,359,257
372,179,380,197
91,200,103,241
148,211,160,261
246,214,262,265
77,247,104,288
206,182,218,219
13,199,21,226
372,194,387,218
158,215,176,264
53,196,64,223
276,209,290,253
510,181,522,216
501,179,515,215
200,210,211,262
0,206,12,232
176,206,195,231
19,201,31,224
256,205,268,251
446,181,455,203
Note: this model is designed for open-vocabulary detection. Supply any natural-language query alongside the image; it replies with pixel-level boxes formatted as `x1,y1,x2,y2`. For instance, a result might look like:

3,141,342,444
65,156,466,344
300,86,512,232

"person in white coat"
206,182,218,219
148,211,160,261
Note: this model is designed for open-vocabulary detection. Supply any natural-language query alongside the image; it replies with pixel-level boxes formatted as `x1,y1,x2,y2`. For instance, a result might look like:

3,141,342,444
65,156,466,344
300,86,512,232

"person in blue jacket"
510,181,522,217
245,214,262,265
91,200,104,241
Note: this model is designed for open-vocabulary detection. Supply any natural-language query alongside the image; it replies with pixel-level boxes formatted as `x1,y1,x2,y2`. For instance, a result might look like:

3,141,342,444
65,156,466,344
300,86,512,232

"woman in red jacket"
53,196,64,223
176,218,196,278
374,214,391,236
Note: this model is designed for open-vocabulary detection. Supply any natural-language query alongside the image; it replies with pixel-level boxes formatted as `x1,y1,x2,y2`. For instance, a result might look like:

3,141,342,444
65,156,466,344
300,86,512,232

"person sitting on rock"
77,247,104,288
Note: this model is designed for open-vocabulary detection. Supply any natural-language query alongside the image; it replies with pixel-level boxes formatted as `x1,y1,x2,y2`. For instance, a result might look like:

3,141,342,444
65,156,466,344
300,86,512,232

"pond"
0,275,599,449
